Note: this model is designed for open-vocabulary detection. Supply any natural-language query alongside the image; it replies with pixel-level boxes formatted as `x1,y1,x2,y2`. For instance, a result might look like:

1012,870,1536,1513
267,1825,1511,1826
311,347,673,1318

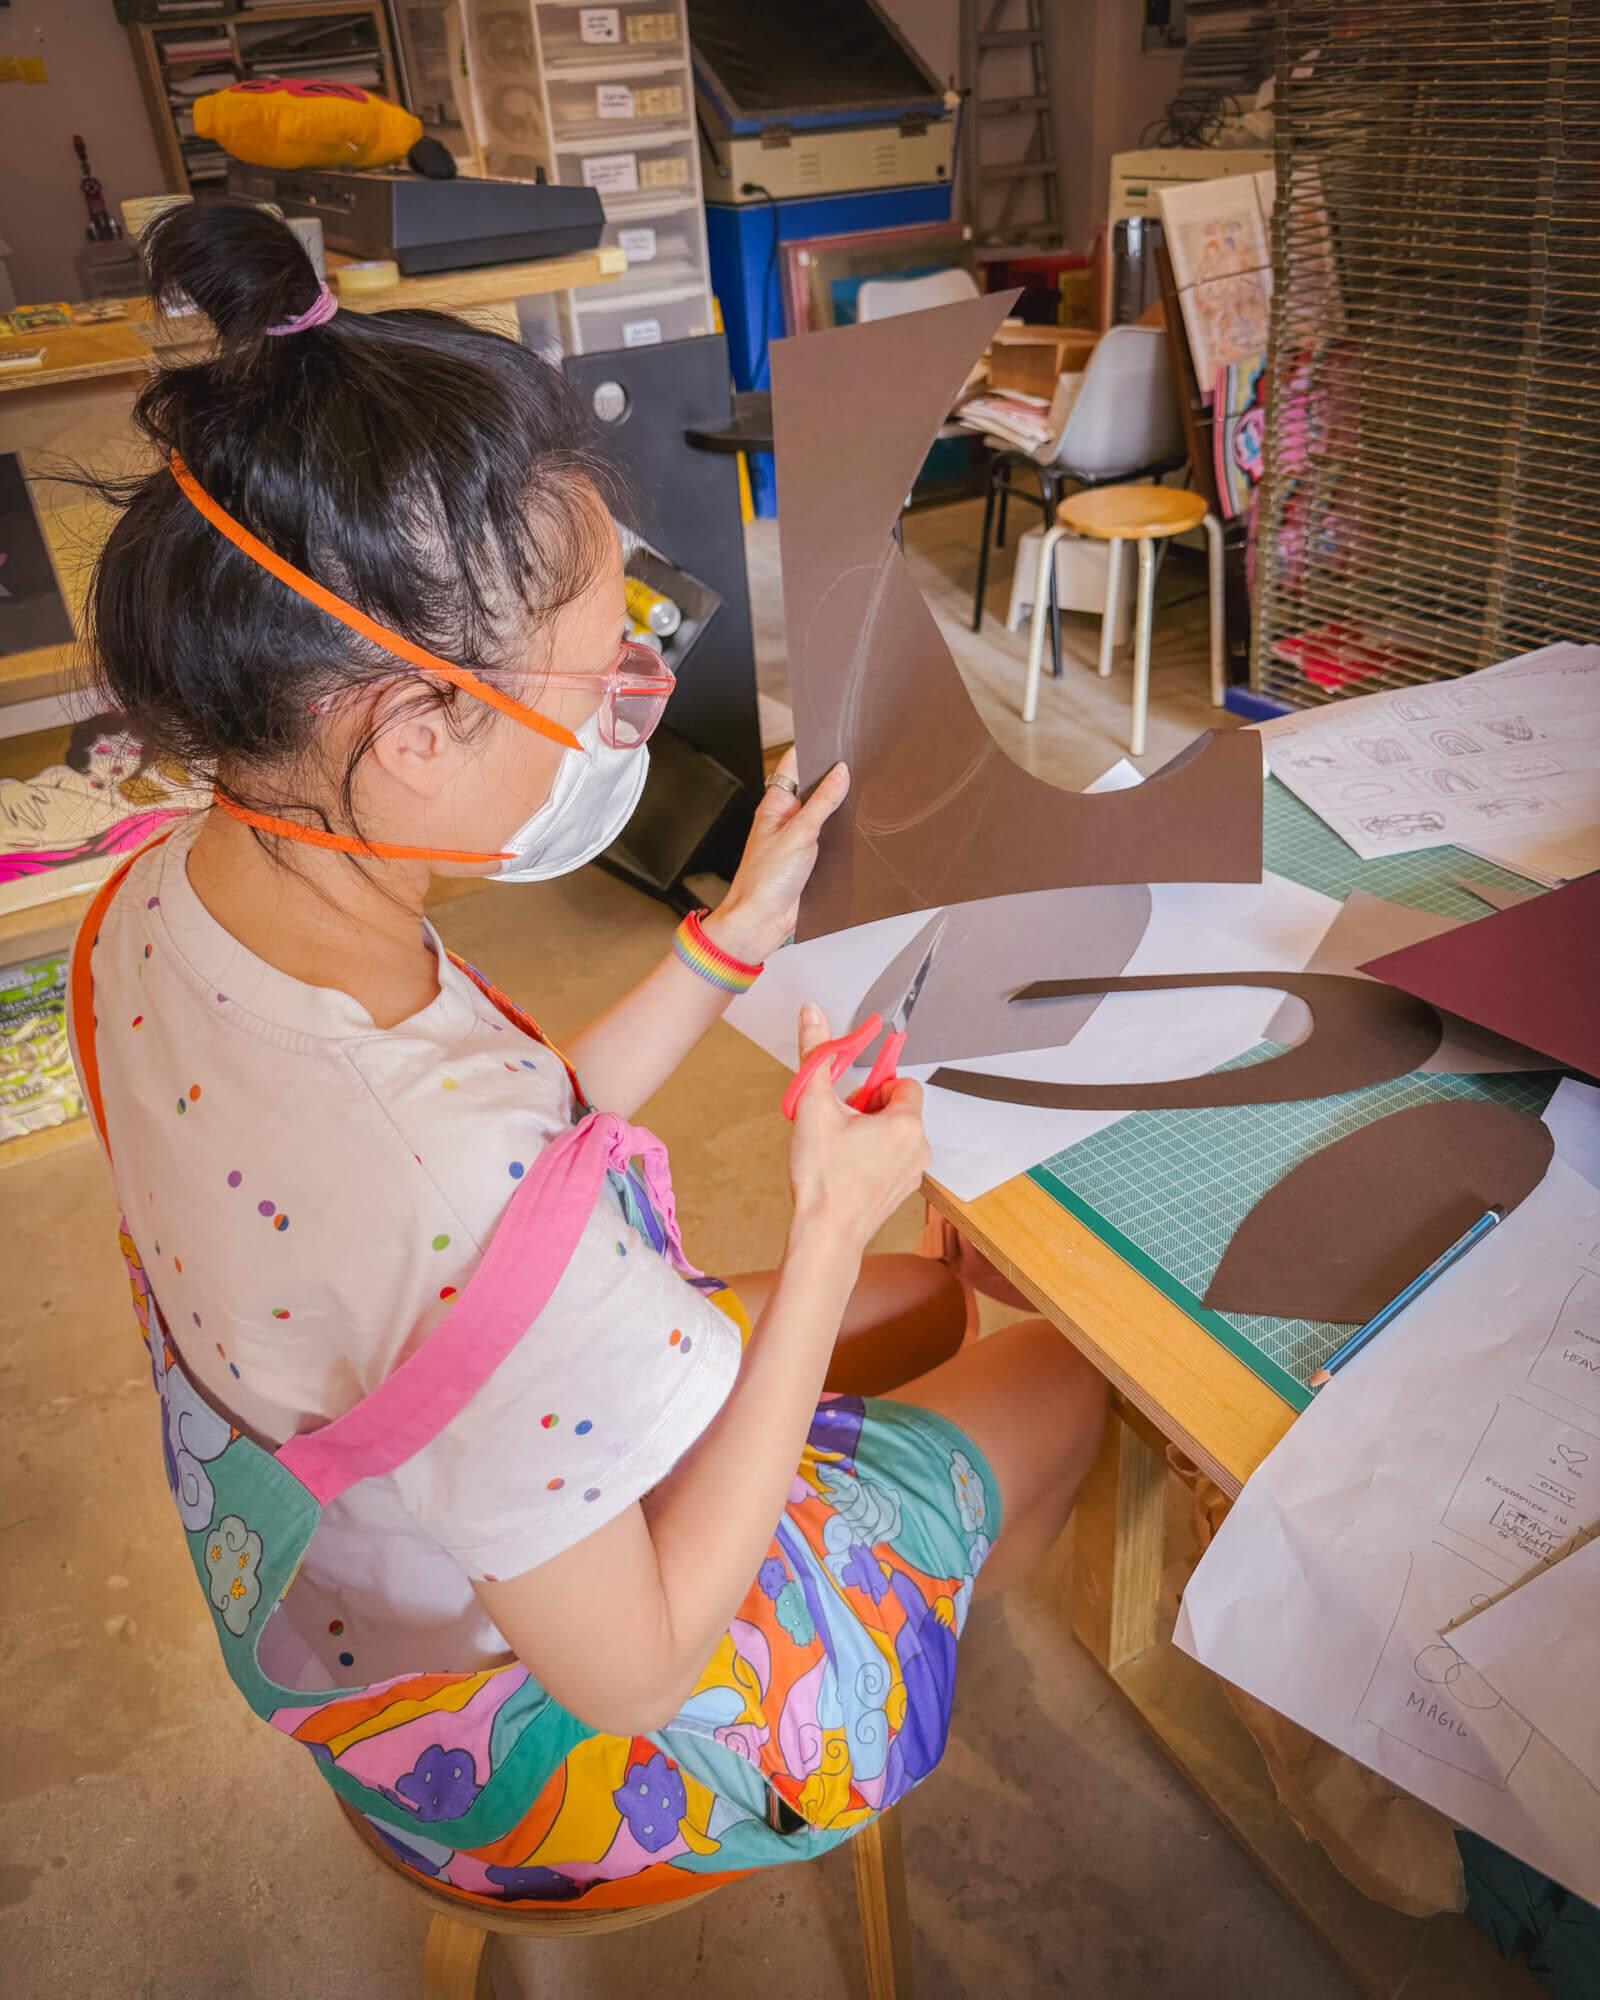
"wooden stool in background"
341,1797,914,1999
1023,485,1225,756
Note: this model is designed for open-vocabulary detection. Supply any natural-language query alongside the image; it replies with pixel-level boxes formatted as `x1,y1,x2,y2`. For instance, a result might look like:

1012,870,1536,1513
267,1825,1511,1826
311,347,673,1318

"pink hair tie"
266,282,339,337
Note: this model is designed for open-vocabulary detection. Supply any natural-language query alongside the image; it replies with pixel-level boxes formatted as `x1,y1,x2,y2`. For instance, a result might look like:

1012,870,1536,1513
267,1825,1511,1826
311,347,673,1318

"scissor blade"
889,913,949,1036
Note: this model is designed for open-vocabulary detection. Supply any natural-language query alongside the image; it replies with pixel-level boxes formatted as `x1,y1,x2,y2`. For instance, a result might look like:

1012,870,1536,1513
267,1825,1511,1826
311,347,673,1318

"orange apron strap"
444,948,584,1101
70,829,181,1161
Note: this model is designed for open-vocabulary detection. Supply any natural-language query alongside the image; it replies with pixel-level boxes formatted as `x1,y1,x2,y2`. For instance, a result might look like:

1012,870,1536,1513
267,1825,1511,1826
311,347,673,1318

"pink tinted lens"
603,640,675,749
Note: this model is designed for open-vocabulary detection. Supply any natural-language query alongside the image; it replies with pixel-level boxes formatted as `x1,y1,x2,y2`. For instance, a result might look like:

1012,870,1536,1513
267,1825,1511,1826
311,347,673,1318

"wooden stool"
340,1796,915,1999
1023,484,1225,756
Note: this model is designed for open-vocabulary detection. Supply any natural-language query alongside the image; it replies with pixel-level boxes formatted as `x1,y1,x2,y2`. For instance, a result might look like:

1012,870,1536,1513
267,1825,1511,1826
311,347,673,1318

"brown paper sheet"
1265,890,1562,1075
1452,875,1541,912
1201,1100,1554,1322
770,296,1264,943
1360,871,1600,1078
927,972,1442,1110
848,886,1151,1068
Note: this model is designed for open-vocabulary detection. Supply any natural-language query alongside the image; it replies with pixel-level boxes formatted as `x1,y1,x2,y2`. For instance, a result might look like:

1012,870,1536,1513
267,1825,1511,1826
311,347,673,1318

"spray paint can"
624,576,681,637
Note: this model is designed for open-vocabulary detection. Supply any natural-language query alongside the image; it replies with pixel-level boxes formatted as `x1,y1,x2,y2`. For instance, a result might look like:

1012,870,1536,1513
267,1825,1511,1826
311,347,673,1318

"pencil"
1309,1205,1505,1390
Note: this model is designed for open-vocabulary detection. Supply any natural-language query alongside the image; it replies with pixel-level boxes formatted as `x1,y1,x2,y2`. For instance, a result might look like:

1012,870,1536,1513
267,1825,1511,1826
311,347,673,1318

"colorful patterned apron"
73,836,1000,1912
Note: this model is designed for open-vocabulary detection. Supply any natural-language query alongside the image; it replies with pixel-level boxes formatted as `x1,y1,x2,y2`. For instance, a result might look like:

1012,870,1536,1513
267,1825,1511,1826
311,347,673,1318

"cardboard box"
987,322,1098,398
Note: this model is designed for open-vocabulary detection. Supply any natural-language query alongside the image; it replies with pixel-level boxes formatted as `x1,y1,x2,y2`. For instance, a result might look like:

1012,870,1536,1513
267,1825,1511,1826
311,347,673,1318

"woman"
70,202,1105,1908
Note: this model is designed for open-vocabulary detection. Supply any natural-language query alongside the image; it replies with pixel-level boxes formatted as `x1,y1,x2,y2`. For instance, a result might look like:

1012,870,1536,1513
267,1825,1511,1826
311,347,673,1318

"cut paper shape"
1452,876,1541,912
1201,1101,1554,1323
1360,872,1600,1079
770,294,1264,943
1265,890,1562,1076
847,886,1152,1069
927,972,1442,1110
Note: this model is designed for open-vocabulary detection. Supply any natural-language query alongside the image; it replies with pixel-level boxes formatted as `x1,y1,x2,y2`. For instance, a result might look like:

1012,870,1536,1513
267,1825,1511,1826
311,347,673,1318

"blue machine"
689,0,957,516
705,187,956,516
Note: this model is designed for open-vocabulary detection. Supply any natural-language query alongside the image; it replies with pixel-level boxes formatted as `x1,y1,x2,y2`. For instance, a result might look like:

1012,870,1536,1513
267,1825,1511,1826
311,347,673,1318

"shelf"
0,1117,93,1174
552,121,693,155
541,55,686,82
0,887,96,967
573,276,707,312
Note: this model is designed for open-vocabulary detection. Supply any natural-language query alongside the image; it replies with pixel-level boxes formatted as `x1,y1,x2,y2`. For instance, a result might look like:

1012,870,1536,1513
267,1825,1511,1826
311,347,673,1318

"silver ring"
765,772,801,798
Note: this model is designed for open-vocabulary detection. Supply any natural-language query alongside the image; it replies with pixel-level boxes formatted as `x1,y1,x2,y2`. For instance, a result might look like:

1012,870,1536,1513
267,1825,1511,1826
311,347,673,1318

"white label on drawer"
579,8,622,42
582,151,640,193
617,225,657,263
596,83,635,119
622,317,663,347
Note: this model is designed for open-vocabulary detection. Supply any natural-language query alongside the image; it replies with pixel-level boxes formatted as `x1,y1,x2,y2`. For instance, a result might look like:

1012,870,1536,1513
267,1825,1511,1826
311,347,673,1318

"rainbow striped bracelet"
672,908,763,994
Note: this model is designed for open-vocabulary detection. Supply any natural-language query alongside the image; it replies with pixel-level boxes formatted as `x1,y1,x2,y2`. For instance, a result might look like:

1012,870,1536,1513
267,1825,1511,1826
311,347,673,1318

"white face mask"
491,710,649,884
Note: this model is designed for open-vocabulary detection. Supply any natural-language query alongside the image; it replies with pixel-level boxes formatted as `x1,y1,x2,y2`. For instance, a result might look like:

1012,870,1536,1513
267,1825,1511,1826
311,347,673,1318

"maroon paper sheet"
1360,872,1600,1077
770,295,1264,943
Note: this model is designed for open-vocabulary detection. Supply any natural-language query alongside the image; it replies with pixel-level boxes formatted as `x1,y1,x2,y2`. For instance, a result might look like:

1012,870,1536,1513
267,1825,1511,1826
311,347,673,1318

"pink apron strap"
275,1110,695,1504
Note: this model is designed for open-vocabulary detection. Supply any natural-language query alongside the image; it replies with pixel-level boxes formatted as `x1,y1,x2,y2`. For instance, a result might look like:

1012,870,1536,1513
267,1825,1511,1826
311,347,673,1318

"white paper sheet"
1259,643,1600,860
1451,1536,1600,1790
1176,1085,1600,1902
726,868,1338,1201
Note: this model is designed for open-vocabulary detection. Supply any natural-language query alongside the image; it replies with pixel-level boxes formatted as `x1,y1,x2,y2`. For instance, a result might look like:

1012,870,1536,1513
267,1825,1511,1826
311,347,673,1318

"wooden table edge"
924,1170,1295,1496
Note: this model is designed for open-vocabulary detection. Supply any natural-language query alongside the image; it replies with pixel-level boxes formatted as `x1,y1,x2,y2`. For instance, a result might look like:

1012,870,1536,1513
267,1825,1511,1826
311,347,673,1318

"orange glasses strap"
213,791,512,865
70,829,181,1161
169,454,582,754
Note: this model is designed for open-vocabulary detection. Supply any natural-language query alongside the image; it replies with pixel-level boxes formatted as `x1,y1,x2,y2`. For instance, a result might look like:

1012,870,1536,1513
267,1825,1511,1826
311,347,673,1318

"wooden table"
922,1177,1546,1997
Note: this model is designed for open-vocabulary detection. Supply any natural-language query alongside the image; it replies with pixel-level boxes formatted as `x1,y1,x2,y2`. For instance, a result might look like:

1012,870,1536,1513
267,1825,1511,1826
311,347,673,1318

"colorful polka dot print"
431,1233,450,1252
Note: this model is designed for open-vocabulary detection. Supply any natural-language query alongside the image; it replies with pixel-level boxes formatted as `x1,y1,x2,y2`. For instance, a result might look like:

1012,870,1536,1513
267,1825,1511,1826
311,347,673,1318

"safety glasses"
531,636,676,750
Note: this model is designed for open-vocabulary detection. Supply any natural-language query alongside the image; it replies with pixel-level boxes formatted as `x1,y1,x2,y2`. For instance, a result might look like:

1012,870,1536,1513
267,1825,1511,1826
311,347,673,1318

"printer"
689,0,955,204
224,164,604,276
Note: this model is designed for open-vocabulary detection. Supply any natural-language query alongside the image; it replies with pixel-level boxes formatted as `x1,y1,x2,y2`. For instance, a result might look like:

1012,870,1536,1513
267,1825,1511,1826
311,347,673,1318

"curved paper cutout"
927,973,1442,1109
1202,1101,1554,1322
848,886,1153,1069
770,297,1264,944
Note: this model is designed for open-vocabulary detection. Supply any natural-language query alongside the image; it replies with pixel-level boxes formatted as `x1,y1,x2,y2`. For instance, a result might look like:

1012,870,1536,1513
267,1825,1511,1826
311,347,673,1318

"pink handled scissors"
781,916,947,1121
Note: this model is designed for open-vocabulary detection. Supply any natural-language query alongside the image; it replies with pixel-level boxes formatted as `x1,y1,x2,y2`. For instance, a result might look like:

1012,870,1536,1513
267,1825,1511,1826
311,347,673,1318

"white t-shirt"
75,818,742,1687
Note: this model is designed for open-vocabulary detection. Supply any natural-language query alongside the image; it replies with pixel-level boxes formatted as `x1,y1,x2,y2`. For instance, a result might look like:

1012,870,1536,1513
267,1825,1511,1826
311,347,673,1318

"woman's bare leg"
726,1254,968,1395
889,1319,1106,1597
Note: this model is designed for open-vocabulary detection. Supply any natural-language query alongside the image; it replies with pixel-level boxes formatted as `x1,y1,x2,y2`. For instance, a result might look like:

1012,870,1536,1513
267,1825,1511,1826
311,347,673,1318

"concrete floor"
0,503,1364,2000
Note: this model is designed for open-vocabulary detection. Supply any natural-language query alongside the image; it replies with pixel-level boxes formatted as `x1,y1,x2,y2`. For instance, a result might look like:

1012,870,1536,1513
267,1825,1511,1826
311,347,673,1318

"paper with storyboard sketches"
1264,888,1562,1075
1360,870,1600,1079
1202,1100,1554,1323
1450,1535,1600,1790
1176,1080,1600,1905
1258,643,1600,862
769,295,1263,944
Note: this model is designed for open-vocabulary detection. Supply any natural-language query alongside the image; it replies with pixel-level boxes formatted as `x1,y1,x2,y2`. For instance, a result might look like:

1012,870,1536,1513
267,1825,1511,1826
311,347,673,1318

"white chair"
971,324,1188,676
856,268,983,525
856,267,982,322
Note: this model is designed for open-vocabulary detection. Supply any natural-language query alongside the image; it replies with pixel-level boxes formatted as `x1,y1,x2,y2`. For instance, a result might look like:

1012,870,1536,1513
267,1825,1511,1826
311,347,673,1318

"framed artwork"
781,222,975,336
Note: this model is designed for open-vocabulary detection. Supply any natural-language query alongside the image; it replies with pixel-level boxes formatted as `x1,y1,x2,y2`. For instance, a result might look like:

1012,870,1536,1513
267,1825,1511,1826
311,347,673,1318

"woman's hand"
787,1003,930,1256
701,750,849,967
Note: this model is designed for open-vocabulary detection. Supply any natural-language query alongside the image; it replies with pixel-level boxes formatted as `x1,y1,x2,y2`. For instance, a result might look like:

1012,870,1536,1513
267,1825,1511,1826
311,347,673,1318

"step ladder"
959,0,1066,248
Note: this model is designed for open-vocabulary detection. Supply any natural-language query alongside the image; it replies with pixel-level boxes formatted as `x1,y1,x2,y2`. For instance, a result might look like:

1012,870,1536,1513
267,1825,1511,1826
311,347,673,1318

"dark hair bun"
143,200,323,356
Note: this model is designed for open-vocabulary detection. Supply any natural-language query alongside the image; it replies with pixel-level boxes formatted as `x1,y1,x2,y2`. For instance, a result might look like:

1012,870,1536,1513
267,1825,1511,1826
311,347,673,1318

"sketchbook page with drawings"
1258,641,1600,861
1176,1077,1600,1903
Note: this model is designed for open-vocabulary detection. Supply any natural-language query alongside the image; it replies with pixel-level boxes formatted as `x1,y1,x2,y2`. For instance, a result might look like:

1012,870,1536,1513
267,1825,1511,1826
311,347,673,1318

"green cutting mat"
1027,777,1562,1410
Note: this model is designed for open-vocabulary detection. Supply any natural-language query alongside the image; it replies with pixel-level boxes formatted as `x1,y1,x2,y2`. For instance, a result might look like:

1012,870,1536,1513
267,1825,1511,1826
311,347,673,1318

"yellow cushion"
194,81,421,172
